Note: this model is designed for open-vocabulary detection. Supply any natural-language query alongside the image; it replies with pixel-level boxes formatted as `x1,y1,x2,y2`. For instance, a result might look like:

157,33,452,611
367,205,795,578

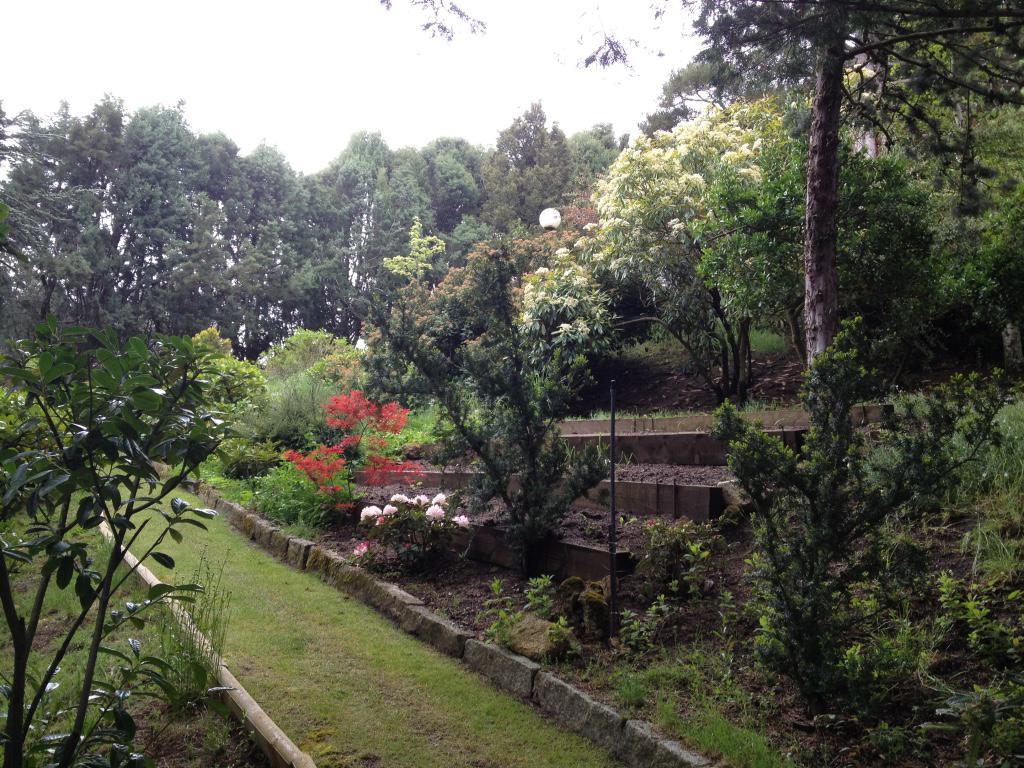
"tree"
582,100,783,401
713,320,1005,714
567,124,622,194
684,0,1024,361
481,104,574,230
421,137,485,232
371,237,606,572
0,321,228,767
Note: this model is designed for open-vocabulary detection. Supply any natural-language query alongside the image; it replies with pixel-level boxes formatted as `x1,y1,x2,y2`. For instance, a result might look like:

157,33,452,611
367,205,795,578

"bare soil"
135,701,270,768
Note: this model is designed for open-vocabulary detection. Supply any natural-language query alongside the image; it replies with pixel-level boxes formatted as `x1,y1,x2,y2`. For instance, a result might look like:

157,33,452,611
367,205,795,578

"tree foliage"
372,237,606,572
0,320,228,767
713,320,1006,714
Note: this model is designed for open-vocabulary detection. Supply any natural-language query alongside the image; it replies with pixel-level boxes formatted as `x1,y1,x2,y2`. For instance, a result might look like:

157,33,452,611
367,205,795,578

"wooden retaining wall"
558,403,889,436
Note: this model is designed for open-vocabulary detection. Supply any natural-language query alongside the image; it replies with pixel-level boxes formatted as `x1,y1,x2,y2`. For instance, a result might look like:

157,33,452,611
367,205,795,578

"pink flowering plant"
355,492,470,572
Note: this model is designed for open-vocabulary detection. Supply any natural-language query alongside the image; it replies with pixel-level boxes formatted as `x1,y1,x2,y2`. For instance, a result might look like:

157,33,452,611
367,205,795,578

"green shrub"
713,319,1006,714
254,462,328,528
482,579,522,647
375,238,606,574
938,573,1023,668
240,373,334,448
619,595,671,656
191,326,265,410
526,574,555,619
263,328,359,380
936,678,1024,766
634,518,720,601
837,615,933,718
217,437,281,479
308,351,363,390
357,493,468,573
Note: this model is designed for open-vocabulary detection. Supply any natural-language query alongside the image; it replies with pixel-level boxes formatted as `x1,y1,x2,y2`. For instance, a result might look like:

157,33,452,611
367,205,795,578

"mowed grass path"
137,493,619,768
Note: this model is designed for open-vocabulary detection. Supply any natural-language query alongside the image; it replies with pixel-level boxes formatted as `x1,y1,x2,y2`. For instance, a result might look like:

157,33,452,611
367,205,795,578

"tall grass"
239,372,334,447
156,549,232,712
748,327,790,357
955,400,1024,579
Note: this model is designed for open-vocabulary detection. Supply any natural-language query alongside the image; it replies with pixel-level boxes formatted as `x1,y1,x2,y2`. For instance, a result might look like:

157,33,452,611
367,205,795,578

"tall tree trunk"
1003,322,1023,373
804,45,846,363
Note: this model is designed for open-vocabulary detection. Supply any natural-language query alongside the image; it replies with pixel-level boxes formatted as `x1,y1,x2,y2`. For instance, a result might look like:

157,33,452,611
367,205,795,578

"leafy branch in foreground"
0,319,228,768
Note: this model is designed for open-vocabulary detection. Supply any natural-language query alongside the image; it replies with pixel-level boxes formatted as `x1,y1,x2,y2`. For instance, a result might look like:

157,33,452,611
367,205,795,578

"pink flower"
432,493,447,506
390,493,411,504
353,541,369,556
453,515,470,528
360,506,383,522
413,494,431,507
425,504,445,522
382,504,398,516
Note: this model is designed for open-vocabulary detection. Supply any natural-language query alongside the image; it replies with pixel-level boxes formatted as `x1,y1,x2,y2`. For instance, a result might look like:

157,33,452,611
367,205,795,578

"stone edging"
197,483,723,768
99,522,317,768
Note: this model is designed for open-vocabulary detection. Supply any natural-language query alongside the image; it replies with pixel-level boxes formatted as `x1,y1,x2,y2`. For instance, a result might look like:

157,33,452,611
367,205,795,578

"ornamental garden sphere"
539,207,561,230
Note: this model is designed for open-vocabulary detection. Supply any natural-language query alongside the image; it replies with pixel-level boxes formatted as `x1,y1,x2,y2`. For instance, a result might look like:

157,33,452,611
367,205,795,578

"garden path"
137,492,620,768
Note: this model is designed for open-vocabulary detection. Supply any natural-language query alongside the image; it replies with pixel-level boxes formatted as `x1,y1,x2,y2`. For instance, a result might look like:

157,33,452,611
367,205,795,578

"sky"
4,0,701,174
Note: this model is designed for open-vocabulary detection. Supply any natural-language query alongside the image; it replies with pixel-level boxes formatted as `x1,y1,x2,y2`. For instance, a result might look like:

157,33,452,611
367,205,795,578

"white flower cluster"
359,492,469,528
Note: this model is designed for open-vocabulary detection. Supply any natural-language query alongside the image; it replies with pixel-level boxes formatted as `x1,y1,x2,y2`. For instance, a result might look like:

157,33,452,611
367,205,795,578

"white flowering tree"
519,247,614,363
581,100,789,401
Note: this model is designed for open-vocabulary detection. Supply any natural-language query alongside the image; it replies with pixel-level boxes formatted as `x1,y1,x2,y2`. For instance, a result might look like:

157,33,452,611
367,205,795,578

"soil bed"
407,462,732,486
316,481,664,555
613,463,731,485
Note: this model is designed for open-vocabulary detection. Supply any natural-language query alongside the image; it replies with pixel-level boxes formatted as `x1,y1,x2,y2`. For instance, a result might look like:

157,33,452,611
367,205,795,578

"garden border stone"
463,639,539,699
269,529,291,559
532,671,625,754
399,604,472,657
286,537,314,569
619,720,713,768
182,476,722,768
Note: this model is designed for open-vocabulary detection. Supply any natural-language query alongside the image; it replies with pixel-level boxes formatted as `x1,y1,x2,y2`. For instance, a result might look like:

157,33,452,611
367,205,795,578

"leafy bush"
619,595,671,656
217,437,281,479
191,326,265,410
935,677,1024,766
263,328,359,380
482,578,522,647
276,391,422,525
634,518,720,601
0,321,226,767
356,492,469,572
240,372,334,448
938,573,1023,668
254,462,328,528
526,574,555,619
713,320,1006,714
837,615,933,718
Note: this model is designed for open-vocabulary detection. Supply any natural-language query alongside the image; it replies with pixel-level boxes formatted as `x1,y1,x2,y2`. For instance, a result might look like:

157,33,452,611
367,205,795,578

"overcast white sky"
4,1,701,173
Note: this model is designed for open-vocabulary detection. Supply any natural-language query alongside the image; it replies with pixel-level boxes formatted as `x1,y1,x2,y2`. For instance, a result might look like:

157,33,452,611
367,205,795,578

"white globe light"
539,208,561,230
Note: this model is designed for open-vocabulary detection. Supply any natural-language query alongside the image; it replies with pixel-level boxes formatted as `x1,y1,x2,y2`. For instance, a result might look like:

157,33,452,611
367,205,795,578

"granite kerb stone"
286,537,314,570
398,604,471,658
618,719,713,768
532,671,625,753
463,639,539,700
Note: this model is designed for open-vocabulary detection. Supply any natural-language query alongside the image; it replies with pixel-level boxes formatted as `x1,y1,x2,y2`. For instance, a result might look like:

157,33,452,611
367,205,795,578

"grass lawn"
0,525,260,767
135,491,620,768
